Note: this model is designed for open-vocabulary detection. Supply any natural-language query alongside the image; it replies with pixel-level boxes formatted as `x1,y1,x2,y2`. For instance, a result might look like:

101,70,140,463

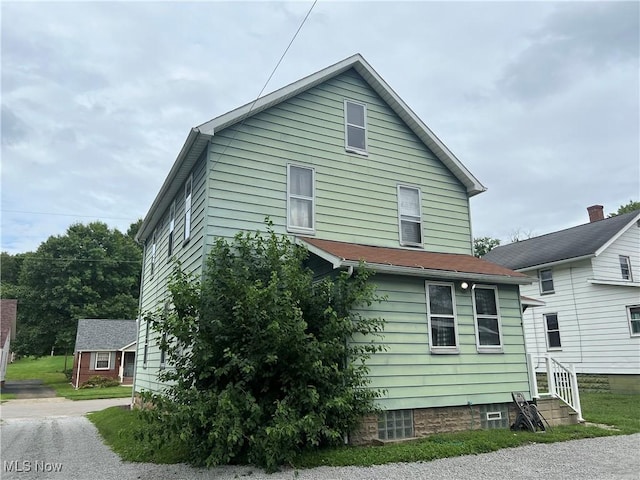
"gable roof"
137,54,485,242
298,237,530,285
1,299,17,347
483,210,640,271
74,319,137,352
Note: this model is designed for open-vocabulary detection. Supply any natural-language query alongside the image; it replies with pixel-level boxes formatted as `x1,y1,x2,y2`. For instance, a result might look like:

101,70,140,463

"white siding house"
484,206,640,392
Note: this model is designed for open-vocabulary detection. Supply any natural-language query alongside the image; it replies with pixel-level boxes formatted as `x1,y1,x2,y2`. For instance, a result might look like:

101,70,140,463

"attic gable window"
344,100,367,154
287,164,315,233
184,174,193,242
619,255,632,281
398,185,423,247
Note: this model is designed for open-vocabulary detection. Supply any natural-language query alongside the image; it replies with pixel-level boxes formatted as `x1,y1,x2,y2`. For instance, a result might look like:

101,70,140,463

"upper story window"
184,174,192,242
94,352,110,370
473,286,503,351
627,306,640,336
167,201,176,258
287,164,315,233
544,313,561,350
426,282,458,353
619,255,632,281
344,100,367,154
539,269,554,294
150,230,157,276
398,185,422,247
142,320,150,368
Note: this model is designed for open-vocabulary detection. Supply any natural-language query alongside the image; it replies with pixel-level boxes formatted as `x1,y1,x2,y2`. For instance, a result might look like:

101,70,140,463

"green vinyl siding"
351,274,530,410
204,69,472,253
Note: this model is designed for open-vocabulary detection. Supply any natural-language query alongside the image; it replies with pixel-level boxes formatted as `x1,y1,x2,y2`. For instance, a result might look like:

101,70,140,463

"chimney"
587,205,604,223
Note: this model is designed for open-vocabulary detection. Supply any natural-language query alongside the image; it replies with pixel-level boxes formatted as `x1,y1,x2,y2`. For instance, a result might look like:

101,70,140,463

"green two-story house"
133,54,534,443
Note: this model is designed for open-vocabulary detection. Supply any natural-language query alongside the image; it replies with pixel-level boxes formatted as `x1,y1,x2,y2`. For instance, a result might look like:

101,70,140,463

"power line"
213,0,318,165
1,209,139,221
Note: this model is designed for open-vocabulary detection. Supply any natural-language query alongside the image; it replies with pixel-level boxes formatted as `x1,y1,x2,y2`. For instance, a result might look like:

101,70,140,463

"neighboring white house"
484,206,640,392
1,299,18,385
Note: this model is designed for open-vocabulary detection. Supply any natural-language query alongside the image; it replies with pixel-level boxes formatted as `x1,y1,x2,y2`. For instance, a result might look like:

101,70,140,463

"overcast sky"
2,1,638,254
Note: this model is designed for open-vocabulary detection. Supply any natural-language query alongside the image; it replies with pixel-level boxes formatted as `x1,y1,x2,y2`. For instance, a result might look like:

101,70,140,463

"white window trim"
344,99,368,155
286,163,316,234
397,185,423,247
184,173,193,243
426,281,459,354
539,268,554,294
627,305,640,337
94,351,111,370
472,285,504,353
619,255,632,281
544,312,562,350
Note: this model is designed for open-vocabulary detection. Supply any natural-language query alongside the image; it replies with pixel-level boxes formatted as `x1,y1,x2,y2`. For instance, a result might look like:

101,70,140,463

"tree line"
0,220,143,358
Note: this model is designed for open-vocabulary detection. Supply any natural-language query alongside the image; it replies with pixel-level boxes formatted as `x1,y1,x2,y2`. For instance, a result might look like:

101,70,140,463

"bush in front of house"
138,225,386,472
81,375,121,388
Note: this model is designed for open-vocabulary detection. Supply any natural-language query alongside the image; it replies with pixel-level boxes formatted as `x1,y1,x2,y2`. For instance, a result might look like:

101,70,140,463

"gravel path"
1,416,639,480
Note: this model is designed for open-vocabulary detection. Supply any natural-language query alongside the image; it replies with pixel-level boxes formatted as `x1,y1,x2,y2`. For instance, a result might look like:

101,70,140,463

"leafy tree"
0,251,26,297
13,221,142,357
473,237,501,257
608,200,640,217
140,227,385,472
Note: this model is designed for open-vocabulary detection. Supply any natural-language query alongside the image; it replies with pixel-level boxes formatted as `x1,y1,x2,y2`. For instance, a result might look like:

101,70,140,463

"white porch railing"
528,354,584,422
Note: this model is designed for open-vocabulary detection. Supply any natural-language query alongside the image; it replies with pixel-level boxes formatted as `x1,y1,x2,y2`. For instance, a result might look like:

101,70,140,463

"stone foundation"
537,373,640,394
350,397,581,445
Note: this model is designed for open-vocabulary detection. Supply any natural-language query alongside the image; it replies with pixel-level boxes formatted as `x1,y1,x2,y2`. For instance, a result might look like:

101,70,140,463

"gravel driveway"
1,411,639,480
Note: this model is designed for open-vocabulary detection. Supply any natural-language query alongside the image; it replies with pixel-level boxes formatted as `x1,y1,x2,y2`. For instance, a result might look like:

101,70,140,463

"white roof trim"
197,54,485,197
516,254,596,272
594,212,640,257
120,341,137,351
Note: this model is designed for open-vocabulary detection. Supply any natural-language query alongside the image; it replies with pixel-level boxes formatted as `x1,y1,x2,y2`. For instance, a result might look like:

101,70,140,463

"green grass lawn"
88,391,640,469
3,355,132,401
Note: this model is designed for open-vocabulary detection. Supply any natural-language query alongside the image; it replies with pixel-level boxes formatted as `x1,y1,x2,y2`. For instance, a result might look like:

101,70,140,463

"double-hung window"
287,164,315,233
398,185,422,246
619,255,632,281
167,201,176,258
95,352,110,370
426,282,458,353
539,269,554,294
344,100,367,154
150,230,156,276
544,313,561,349
184,174,192,242
473,286,503,351
627,305,640,336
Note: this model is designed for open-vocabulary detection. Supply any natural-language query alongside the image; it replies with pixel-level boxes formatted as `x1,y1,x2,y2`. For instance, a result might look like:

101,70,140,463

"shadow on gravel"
1,380,57,398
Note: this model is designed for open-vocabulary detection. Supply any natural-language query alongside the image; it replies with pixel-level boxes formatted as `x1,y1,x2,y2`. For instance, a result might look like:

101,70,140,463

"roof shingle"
74,319,137,352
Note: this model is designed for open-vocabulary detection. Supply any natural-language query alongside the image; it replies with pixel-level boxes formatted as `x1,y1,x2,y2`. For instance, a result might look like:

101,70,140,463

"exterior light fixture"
460,281,470,290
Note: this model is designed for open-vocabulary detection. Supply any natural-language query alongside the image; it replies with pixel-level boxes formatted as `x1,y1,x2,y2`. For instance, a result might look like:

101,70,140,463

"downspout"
75,351,82,390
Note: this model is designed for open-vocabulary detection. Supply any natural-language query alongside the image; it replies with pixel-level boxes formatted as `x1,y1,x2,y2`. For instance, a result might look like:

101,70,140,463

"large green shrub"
139,227,385,471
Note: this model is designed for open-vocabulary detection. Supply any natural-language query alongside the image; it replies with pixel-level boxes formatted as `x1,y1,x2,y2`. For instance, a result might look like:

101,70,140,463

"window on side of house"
619,255,632,281
287,164,315,233
544,313,561,349
184,174,192,242
473,286,503,351
159,332,167,370
95,352,110,370
167,201,176,258
539,269,554,294
378,410,414,440
398,185,422,247
426,282,458,353
344,100,367,154
627,305,640,337
143,320,150,368
150,231,156,276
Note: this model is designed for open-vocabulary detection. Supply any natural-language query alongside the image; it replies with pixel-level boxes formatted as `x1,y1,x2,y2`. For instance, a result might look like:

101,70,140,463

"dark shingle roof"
74,319,137,352
483,210,639,270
